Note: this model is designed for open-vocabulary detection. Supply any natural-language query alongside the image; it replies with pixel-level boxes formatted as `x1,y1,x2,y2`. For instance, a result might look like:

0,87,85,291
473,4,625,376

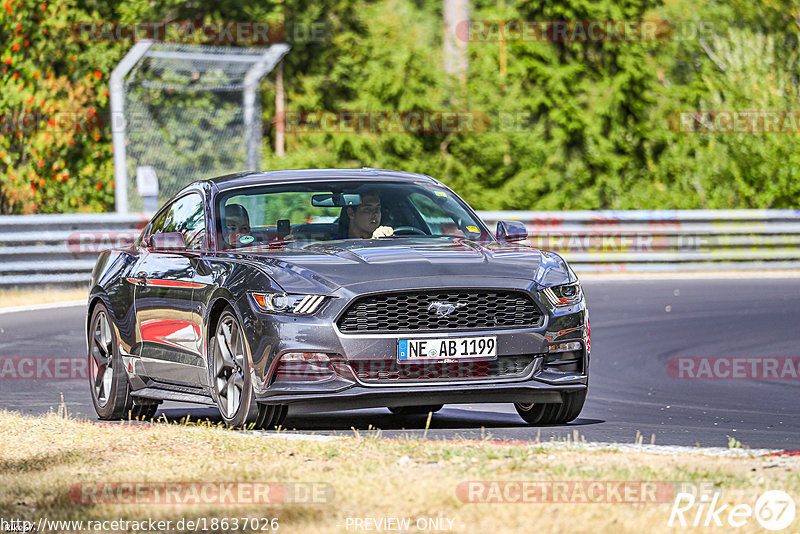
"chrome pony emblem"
427,301,467,317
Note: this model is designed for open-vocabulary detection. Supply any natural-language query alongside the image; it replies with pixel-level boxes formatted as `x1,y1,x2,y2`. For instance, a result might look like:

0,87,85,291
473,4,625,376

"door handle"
135,272,148,287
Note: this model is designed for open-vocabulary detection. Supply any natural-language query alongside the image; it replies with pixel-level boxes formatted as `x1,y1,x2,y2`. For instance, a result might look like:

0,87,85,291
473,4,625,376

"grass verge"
0,410,798,533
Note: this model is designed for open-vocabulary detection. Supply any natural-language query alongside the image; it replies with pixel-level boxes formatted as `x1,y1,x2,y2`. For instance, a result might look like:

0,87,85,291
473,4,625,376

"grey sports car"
87,168,589,428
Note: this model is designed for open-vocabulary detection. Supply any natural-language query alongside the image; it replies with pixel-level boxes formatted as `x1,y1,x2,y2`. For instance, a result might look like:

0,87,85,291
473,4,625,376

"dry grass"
0,410,797,533
0,287,88,308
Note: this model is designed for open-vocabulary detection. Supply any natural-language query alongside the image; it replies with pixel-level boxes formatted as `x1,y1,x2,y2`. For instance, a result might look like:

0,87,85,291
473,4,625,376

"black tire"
388,405,443,416
88,303,134,419
514,389,586,425
208,308,262,429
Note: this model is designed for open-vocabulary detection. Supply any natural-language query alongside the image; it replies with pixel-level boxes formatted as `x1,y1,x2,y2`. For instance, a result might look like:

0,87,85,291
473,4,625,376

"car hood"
228,237,575,294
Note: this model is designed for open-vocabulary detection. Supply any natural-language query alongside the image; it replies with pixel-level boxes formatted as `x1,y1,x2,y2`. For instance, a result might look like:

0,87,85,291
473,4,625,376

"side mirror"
496,220,527,242
149,232,187,252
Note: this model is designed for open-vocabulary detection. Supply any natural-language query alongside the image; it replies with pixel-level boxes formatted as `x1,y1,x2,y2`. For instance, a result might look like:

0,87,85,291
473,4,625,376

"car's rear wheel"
388,405,443,415
89,303,132,419
514,389,586,425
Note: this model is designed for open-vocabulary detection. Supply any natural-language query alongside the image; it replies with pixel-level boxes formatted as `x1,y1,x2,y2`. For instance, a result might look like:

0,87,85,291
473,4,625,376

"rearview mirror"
149,232,187,252
496,220,527,242
311,193,362,207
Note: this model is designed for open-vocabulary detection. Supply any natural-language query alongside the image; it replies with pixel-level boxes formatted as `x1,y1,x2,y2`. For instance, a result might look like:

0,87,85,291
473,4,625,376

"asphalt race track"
1,278,798,450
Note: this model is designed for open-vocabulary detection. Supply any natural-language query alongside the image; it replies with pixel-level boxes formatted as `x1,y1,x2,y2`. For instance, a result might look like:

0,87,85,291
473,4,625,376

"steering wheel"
391,226,428,236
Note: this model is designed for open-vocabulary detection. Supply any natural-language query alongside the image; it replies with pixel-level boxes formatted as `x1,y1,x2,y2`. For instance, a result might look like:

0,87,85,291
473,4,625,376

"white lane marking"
243,431,342,441
533,441,779,457
0,300,87,315
240,430,783,456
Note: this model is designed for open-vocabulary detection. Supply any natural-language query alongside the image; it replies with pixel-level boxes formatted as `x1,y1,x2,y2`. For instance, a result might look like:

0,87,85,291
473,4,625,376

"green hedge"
1,0,797,213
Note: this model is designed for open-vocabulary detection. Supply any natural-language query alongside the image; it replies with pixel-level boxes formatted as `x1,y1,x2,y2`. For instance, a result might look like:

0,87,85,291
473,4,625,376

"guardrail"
1,210,799,286
479,210,800,272
0,213,149,286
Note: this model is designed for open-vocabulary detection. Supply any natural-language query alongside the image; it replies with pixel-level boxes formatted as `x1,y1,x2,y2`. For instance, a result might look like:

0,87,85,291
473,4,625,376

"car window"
150,193,206,250
216,181,489,248
408,193,467,236
224,192,342,228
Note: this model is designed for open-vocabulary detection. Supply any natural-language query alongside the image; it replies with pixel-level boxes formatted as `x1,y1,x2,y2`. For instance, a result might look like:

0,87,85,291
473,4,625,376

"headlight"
251,292,327,315
541,282,582,307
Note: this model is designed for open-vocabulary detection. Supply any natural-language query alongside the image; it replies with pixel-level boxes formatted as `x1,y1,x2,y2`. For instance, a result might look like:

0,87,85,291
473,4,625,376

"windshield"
215,180,491,250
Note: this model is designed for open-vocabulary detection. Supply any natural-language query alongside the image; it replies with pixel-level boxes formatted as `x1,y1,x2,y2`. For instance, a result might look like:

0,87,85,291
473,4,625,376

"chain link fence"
112,42,289,212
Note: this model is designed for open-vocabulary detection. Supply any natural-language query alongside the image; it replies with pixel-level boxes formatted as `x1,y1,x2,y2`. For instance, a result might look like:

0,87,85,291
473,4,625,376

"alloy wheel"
212,313,247,418
89,310,114,407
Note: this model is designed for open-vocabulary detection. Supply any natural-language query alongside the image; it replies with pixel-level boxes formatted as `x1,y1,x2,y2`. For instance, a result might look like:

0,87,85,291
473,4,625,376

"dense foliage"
1,0,798,213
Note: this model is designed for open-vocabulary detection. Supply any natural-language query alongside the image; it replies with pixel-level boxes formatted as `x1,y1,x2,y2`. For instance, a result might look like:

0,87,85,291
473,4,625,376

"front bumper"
242,277,589,410
257,380,584,411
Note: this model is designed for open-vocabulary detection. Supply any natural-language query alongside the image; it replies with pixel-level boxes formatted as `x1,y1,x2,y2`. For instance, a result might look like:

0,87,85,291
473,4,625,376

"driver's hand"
372,226,394,238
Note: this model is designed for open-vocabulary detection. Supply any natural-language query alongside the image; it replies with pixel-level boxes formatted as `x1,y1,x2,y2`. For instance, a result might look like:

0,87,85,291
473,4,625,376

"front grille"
337,290,543,333
350,355,538,382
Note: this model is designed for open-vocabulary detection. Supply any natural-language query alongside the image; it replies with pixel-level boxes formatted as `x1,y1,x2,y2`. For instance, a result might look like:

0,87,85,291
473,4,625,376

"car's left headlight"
541,282,583,307
251,292,327,315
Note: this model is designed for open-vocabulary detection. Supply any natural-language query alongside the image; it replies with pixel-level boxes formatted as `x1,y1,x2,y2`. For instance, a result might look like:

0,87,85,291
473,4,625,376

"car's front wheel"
514,389,586,425
209,308,287,430
209,309,262,428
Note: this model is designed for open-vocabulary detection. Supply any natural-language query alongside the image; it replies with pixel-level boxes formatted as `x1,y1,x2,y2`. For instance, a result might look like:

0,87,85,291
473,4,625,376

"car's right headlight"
251,292,327,315
541,282,583,307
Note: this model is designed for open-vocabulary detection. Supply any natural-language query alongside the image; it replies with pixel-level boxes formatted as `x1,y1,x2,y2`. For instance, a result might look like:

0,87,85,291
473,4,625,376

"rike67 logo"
669,489,795,531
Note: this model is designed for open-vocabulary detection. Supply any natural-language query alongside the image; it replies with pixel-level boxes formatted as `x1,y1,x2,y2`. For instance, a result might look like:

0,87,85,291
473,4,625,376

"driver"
335,192,393,239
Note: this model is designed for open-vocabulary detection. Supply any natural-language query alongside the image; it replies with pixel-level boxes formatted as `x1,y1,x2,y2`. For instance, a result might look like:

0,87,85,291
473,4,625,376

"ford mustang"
87,168,590,428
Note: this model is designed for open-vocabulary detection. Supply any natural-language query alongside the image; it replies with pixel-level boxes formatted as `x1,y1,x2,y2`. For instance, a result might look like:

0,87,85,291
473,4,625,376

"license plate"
397,336,497,361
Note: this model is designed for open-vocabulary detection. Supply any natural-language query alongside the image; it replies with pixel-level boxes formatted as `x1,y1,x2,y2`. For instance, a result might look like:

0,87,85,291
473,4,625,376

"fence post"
110,41,154,214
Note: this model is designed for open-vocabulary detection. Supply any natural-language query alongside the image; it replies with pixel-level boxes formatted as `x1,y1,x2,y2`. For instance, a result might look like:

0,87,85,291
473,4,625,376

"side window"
148,210,168,236
149,193,206,250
